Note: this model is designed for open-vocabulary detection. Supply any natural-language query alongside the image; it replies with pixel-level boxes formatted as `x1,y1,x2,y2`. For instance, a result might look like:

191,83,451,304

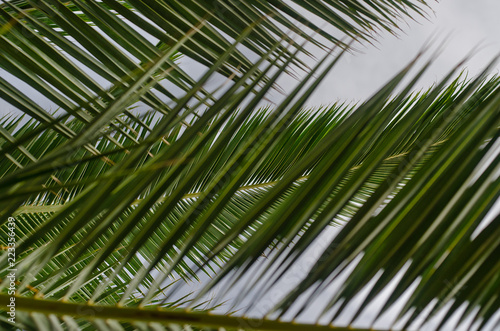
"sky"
306,0,500,106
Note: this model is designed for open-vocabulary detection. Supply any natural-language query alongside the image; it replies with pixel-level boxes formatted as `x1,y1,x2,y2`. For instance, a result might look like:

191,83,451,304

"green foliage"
2,1,500,331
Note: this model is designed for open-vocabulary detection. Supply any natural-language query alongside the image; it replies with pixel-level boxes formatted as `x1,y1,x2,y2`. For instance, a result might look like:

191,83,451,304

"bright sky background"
307,0,500,106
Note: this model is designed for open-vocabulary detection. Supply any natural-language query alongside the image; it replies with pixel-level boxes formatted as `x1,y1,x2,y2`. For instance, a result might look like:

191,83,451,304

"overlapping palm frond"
0,0,430,185
4,59,500,330
3,0,500,331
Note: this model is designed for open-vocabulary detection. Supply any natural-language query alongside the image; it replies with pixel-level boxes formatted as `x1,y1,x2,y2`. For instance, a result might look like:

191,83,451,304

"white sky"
307,0,500,106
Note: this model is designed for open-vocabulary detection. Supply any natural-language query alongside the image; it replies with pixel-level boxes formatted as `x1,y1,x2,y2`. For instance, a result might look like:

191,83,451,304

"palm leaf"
4,61,500,329
4,1,500,330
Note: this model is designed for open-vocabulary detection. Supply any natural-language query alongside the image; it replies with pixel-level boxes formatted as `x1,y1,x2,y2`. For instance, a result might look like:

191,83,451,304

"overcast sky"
306,0,500,106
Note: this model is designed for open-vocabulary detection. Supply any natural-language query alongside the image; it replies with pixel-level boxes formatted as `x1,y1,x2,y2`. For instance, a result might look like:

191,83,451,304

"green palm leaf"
3,1,500,331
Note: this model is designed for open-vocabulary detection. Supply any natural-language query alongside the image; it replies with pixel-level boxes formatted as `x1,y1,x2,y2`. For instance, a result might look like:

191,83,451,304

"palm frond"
4,1,500,331
4,55,500,329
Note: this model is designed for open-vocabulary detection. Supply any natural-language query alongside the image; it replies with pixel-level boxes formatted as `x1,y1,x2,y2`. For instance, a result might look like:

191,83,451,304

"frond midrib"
0,294,386,331
12,138,446,216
